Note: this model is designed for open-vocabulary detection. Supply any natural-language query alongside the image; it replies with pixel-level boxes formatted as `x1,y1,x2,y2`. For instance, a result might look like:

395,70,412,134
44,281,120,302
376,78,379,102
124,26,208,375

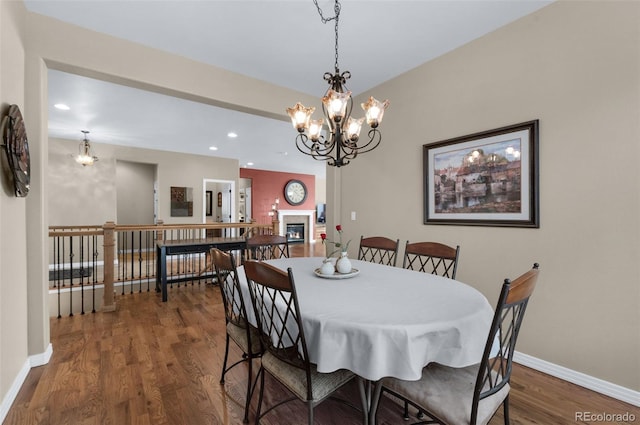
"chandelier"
76,130,98,166
287,0,389,168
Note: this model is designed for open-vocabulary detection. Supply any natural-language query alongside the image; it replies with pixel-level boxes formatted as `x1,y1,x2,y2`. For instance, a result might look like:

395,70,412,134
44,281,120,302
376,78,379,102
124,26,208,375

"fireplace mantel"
277,210,315,243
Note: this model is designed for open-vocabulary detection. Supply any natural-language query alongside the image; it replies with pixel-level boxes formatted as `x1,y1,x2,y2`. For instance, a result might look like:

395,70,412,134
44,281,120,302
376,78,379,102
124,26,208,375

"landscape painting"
424,120,539,228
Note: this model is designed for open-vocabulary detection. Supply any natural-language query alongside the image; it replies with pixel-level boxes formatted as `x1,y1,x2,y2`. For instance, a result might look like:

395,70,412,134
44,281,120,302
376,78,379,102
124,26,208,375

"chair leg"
220,334,231,384
255,367,265,425
242,356,253,424
307,400,314,425
503,395,510,425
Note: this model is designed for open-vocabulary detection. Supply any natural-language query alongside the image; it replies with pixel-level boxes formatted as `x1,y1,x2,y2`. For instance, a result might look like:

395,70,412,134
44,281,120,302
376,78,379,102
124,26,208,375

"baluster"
68,236,74,317
80,234,85,315
92,234,98,313
137,230,143,292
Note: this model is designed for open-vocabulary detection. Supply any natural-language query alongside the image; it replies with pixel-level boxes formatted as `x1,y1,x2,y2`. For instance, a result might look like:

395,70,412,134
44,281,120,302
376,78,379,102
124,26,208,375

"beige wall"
116,160,155,225
342,1,639,390
48,138,118,226
0,0,30,407
48,138,239,225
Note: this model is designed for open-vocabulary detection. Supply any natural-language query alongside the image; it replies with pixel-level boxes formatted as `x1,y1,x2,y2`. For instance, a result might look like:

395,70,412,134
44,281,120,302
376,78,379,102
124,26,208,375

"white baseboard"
30,343,53,367
0,344,53,424
514,351,640,407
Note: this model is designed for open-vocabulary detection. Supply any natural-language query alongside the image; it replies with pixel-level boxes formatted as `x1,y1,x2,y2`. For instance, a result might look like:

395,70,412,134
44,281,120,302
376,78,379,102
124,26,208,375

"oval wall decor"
1,104,31,197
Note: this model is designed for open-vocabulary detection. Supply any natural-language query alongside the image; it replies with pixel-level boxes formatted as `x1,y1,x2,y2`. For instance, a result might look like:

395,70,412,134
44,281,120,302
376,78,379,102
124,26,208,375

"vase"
319,259,335,275
335,252,352,274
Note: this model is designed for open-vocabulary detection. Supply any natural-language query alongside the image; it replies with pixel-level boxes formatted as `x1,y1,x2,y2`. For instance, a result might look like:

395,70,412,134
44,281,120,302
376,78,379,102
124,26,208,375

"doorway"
203,178,236,235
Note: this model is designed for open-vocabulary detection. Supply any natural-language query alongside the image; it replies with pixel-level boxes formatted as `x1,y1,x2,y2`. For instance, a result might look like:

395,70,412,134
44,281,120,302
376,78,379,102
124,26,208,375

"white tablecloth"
238,257,494,382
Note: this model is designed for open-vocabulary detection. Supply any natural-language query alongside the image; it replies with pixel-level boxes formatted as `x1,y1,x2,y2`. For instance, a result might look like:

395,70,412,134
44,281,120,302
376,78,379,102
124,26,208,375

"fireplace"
278,210,315,243
286,223,305,244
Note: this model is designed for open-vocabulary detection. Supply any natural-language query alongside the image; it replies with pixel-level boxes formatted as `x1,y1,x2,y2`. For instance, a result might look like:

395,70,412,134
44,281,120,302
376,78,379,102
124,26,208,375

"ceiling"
24,0,552,178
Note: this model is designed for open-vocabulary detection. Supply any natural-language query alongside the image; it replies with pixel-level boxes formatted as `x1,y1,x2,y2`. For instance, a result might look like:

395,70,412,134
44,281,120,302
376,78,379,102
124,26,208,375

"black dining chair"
400,240,461,419
245,234,289,261
358,236,400,266
372,263,540,425
403,241,460,279
243,260,360,425
210,248,263,424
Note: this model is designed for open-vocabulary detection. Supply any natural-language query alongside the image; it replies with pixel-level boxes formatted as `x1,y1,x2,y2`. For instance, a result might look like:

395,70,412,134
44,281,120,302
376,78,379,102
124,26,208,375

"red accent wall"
240,169,315,225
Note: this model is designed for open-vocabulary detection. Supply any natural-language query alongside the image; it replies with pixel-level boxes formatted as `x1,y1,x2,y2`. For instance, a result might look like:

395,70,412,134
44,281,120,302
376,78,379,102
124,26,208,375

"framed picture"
423,120,539,228
205,190,213,216
170,186,193,217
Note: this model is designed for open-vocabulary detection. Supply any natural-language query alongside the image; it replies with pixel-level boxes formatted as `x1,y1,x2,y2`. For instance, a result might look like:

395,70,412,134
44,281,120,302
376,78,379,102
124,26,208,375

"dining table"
236,256,495,424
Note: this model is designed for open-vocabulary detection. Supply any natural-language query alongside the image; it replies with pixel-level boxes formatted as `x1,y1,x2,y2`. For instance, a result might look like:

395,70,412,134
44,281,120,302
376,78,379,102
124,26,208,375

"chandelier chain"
313,0,341,71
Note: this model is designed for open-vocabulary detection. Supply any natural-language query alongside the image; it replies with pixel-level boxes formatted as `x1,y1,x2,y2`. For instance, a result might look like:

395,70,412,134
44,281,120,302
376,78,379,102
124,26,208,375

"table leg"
369,380,384,425
157,245,167,302
357,377,370,425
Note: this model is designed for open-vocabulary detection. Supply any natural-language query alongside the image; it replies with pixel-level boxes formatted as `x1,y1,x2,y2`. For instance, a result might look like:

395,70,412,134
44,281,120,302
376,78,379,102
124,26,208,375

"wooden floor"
6,244,638,425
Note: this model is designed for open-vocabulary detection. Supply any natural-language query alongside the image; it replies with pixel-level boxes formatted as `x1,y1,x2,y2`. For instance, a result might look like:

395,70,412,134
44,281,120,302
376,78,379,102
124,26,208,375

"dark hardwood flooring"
5,243,638,424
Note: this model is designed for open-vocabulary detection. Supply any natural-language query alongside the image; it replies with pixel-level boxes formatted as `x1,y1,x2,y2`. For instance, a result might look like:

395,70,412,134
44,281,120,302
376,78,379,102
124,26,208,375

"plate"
314,268,360,279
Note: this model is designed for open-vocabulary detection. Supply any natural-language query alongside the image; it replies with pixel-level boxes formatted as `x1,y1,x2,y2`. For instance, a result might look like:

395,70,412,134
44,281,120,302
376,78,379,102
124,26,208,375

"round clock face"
284,180,307,206
1,105,30,197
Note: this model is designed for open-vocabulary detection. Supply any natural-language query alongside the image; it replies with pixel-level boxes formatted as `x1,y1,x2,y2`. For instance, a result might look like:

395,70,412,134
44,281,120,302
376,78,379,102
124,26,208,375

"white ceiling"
25,0,552,178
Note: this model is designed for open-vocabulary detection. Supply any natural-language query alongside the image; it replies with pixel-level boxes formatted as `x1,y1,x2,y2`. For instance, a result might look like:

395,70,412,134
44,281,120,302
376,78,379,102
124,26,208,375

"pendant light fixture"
75,130,98,166
287,0,389,167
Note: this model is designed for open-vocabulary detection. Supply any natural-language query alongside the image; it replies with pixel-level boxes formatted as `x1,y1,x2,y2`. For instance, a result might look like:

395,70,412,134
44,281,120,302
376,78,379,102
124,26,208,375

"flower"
321,224,351,258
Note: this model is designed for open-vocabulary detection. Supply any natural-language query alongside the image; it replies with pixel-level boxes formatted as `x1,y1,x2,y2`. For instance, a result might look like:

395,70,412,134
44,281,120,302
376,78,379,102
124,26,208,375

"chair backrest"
358,236,400,266
243,260,312,391
471,263,540,424
403,241,460,278
210,248,251,331
246,234,290,260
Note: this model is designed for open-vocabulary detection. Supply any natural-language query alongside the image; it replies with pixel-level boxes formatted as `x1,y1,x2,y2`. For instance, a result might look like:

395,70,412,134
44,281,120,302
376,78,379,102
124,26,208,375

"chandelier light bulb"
322,89,351,122
308,119,324,141
287,103,315,132
76,152,94,166
345,117,364,141
362,97,390,128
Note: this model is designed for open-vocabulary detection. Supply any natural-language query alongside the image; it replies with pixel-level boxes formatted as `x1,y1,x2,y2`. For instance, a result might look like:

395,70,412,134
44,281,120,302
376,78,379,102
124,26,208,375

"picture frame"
205,190,213,216
170,186,193,217
423,120,539,228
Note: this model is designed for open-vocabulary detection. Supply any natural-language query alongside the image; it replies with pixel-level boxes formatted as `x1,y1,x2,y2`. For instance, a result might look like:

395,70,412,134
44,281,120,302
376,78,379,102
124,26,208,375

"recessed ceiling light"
246,162,254,166
209,146,218,151
54,103,70,110
227,132,238,138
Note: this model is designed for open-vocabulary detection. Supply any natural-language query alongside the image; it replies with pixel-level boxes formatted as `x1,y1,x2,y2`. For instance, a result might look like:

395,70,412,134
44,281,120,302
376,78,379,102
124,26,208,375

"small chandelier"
76,130,98,166
287,0,389,168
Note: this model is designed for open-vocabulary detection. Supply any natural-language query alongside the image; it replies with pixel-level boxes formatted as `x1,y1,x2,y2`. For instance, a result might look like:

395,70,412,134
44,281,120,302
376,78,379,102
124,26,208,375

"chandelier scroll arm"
295,133,336,162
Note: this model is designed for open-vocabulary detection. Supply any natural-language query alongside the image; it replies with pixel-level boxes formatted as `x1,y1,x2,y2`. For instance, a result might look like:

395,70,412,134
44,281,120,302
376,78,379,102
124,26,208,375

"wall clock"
1,104,30,197
284,179,307,206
